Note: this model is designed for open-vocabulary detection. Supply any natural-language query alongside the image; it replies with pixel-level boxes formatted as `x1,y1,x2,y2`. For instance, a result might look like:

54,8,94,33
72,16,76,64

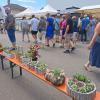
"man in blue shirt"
81,15,90,42
5,7,16,50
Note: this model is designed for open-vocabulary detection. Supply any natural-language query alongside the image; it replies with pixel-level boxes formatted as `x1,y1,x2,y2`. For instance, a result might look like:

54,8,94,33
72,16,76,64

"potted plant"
35,63,47,75
67,73,96,100
28,61,38,70
45,69,65,86
29,44,40,61
3,48,15,58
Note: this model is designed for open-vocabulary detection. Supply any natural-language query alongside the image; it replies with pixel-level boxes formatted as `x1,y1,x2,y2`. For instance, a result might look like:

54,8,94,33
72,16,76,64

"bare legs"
22,29,30,42
84,61,92,72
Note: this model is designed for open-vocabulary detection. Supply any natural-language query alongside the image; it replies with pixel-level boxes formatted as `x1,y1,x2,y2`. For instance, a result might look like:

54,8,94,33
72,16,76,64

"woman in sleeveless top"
84,22,100,71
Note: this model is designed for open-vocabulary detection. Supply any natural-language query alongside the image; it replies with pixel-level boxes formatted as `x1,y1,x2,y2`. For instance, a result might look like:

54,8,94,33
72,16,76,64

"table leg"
10,62,14,78
19,67,22,76
0,56,4,70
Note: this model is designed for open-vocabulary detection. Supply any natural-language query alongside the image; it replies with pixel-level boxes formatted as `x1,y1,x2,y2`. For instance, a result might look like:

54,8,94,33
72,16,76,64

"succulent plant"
71,84,78,92
45,69,65,86
68,73,96,94
73,73,91,83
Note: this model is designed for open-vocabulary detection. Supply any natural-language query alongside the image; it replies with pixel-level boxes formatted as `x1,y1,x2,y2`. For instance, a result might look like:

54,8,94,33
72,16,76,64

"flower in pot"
45,69,65,86
68,73,96,100
29,44,40,61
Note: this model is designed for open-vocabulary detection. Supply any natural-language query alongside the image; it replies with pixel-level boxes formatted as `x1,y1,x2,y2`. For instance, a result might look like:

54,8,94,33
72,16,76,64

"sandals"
84,64,92,72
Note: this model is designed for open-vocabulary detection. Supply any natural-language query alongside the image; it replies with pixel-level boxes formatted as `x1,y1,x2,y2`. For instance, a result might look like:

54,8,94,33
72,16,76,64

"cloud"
20,4,35,10
18,0,36,3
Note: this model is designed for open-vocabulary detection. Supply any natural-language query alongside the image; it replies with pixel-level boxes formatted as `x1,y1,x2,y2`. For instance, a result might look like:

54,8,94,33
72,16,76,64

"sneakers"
64,50,70,53
60,45,64,48
28,40,30,43
46,44,50,47
53,43,55,47
71,47,75,52
10,48,17,51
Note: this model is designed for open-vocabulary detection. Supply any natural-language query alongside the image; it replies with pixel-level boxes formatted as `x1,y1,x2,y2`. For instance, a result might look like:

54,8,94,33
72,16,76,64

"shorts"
60,29,66,39
7,29,16,43
55,30,60,35
65,33,73,43
73,32,78,40
22,28,29,34
31,30,38,35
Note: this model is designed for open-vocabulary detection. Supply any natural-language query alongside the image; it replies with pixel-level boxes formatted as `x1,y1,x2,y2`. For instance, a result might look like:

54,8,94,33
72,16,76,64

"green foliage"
68,80,74,86
68,73,95,93
71,84,78,92
85,84,95,92
0,48,3,51
52,69,61,77
30,61,37,66
24,52,32,58
73,73,91,83
79,87,87,93
37,63,46,70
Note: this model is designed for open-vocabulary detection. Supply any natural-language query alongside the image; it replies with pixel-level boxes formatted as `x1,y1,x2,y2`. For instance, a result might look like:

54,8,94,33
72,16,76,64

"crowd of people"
1,7,100,71
20,12,97,51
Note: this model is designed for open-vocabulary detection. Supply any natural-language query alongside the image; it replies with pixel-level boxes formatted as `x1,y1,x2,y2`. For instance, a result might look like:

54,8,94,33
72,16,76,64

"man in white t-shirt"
31,15,39,43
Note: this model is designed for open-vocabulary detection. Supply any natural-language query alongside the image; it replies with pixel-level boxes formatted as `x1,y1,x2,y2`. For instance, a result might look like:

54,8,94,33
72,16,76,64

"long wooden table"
0,52,100,100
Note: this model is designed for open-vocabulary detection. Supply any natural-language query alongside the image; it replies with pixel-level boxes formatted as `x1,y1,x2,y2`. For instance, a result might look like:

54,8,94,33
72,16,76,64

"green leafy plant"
73,73,91,83
52,69,61,77
68,73,96,93
24,52,32,58
71,84,78,92
68,80,74,86
37,63,46,70
30,61,37,66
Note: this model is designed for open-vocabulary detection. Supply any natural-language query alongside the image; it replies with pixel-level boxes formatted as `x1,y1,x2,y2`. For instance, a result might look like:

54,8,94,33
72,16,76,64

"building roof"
4,4,26,12
3,4,26,15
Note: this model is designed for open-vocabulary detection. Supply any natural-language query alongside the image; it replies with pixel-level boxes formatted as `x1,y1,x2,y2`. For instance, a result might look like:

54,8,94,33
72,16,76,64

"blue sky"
0,0,100,10
0,0,46,10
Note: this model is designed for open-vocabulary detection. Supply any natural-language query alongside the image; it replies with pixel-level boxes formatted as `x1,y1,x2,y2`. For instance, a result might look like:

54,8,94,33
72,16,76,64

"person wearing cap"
5,7,16,50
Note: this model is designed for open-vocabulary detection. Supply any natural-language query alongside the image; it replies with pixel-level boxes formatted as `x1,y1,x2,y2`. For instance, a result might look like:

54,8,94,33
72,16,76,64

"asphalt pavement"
0,32,100,100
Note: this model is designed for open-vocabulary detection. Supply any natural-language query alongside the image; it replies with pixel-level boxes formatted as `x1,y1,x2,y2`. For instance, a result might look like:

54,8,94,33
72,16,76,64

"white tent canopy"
36,4,58,15
15,8,35,17
0,6,7,19
77,5,100,14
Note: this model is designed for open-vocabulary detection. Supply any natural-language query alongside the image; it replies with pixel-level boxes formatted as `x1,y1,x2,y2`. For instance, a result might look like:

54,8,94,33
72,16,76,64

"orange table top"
0,52,100,100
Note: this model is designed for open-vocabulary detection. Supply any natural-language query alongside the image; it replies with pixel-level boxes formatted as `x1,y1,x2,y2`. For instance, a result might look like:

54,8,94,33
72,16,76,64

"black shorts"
31,30,38,35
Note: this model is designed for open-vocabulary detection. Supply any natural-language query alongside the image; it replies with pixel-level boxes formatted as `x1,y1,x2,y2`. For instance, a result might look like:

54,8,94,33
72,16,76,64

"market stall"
36,4,58,15
15,8,35,17
77,5,100,18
